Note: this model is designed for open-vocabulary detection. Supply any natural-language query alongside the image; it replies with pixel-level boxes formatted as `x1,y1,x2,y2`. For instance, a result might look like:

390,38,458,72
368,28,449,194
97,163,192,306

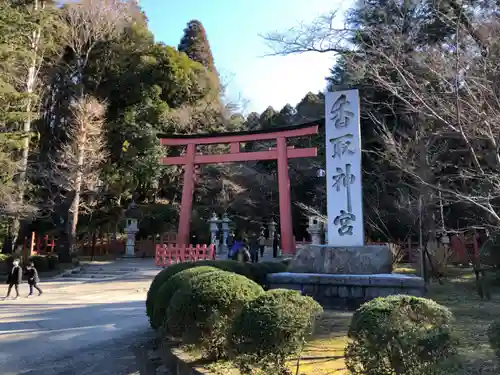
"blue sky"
138,0,349,114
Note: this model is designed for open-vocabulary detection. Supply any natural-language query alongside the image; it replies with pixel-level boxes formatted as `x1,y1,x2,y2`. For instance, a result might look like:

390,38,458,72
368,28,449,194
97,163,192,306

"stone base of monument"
266,244,425,309
267,272,425,309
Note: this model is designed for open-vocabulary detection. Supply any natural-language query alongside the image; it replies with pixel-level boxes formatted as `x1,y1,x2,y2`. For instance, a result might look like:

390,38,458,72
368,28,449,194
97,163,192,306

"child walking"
25,262,43,297
4,258,22,300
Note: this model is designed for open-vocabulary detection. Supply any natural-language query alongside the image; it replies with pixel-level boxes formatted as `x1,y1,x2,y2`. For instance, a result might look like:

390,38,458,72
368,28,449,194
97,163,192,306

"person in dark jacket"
4,258,22,300
273,233,280,258
249,232,260,263
25,262,43,297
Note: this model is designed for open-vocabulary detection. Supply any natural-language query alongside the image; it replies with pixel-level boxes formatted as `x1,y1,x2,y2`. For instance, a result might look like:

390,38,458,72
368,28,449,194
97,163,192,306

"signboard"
325,89,364,246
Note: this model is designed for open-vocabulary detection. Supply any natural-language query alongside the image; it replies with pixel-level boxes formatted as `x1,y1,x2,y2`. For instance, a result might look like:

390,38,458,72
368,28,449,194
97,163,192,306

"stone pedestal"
287,244,393,275
267,272,425,309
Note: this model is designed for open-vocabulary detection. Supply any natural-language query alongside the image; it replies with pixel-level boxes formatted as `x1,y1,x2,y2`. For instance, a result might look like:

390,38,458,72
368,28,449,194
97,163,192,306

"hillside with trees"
4,0,496,258
265,0,500,246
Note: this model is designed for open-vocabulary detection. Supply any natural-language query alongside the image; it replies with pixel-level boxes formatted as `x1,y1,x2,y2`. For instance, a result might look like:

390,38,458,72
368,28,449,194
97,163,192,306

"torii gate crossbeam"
159,123,319,254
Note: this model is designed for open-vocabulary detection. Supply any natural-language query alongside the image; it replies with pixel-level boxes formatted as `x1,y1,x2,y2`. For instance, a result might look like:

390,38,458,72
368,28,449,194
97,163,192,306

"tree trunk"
63,136,86,260
13,0,44,248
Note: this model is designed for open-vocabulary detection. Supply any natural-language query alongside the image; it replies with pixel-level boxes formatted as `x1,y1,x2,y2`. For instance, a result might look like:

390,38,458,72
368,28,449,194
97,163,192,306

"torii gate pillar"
276,136,294,254
178,143,196,248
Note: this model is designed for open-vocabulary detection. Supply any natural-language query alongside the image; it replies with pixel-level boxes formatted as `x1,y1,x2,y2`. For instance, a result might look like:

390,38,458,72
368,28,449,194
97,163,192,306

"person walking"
258,233,266,258
4,258,22,300
249,232,260,263
273,233,280,258
25,262,43,297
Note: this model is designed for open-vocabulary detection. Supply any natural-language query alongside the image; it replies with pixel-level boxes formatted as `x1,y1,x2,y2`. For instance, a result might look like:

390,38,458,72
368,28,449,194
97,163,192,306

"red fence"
155,244,215,267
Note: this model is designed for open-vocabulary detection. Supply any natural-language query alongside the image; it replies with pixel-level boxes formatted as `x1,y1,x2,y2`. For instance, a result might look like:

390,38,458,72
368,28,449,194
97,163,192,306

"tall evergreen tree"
178,20,217,74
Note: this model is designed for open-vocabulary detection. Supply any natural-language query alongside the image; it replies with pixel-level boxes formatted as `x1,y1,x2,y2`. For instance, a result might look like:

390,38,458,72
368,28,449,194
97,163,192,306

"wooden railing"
155,244,215,267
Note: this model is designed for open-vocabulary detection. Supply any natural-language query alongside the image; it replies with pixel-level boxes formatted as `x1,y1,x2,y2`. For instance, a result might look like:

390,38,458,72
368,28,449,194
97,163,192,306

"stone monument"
288,89,392,274
268,90,425,308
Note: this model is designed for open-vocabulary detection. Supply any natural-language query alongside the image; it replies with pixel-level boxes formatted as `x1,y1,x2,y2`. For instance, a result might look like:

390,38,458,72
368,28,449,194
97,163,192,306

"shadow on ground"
0,300,163,375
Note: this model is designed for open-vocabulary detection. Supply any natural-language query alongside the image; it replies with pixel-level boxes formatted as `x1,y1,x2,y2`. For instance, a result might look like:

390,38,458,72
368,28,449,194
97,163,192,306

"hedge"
345,295,456,375
151,266,219,329
166,270,264,359
248,261,288,288
147,259,287,325
146,262,202,324
230,289,322,374
198,259,253,279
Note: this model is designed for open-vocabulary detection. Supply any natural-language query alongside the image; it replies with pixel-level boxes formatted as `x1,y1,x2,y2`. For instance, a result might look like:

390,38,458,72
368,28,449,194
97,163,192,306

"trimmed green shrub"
281,258,291,267
146,262,201,324
146,259,287,328
345,295,456,375
0,254,19,268
480,232,500,267
29,255,49,272
248,261,288,288
199,259,253,279
47,254,59,270
166,270,264,359
230,289,322,374
488,320,500,360
151,266,219,329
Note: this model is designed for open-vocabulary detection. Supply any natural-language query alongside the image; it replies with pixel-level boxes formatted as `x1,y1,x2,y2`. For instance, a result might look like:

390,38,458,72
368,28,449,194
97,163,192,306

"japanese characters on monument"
325,89,364,246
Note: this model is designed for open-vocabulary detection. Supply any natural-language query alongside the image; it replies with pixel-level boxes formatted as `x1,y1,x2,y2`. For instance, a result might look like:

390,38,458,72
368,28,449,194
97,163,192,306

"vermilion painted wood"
160,147,317,165
178,144,196,246
160,125,319,146
276,137,294,254
155,244,215,267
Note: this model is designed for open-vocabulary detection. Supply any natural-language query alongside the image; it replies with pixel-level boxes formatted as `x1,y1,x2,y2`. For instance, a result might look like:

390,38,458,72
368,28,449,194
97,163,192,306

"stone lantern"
221,213,231,253
268,219,277,240
124,200,139,257
209,213,220,249
307,216,323,245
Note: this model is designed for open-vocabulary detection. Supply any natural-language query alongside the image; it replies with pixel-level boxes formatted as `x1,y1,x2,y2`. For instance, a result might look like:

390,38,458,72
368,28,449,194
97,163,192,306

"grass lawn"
291,265,499,375
177,265,500,374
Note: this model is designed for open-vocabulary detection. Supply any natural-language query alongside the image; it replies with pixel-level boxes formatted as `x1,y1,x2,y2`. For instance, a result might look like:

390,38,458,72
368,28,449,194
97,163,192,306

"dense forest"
2,0,499,259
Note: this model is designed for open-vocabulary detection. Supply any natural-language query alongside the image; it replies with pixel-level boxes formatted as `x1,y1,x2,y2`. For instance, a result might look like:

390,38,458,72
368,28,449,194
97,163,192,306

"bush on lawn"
146,262,201,324
199,259,253,279
166,270,264,359
0,253,21,268
230,289,323,374
281,258,291,267
29,255,49,272
151,266,219,329
47,254,59,270
487,320,500,360
345,295,456,375
248,261,288,288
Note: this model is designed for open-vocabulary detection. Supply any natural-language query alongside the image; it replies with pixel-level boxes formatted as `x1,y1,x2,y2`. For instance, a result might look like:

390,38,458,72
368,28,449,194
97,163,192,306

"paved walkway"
0,259,162,375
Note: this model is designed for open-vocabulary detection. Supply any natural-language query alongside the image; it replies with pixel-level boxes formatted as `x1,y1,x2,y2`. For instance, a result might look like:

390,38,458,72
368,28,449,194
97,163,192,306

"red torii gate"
159,122,319,254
